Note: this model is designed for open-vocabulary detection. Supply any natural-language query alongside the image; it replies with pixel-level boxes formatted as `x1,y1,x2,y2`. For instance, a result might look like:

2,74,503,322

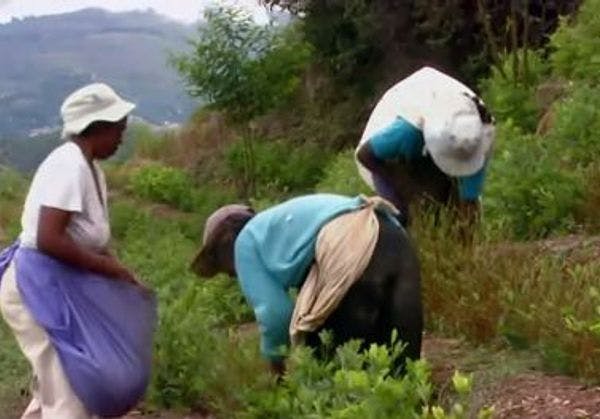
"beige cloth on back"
289,196,398,345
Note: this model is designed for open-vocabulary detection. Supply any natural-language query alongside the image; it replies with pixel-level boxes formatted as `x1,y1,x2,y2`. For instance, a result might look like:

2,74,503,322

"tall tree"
171,6,311,194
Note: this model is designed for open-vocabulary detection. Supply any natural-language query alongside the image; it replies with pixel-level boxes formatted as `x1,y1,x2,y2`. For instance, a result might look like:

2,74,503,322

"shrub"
545,83,600,168
225,138,332,196
551,0,600,85
479,50,549,132
239,339,432,418
0,167,27,244
482,121,582,240
129,163,197,211
575,162,600,234
239,333,493,418
315,149,371,197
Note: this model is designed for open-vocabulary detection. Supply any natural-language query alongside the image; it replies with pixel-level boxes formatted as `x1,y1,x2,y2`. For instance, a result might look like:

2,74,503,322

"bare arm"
37,206,137,284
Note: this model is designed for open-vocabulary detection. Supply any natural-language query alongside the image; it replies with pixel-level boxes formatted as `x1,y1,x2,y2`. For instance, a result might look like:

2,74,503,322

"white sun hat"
422,91,495,177
60,83,136,139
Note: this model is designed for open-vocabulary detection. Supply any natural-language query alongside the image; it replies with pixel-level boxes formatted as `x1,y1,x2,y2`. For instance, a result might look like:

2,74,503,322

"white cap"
60,83,135,139
423,92,494,177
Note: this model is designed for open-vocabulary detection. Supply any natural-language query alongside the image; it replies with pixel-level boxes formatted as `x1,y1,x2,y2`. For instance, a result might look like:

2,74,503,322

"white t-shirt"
19,142,110,252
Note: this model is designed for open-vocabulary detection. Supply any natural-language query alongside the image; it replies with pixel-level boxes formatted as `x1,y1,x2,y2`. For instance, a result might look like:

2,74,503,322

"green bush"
225,138,332,196
483,121,582,239
239,339,432,418
480,50,549,132
551,0,600,85
0,167,28,244
172,7,311,123
239,333,493,419
0,322,29,410
0,166,27,201
546,83,600,167
315,149,371,197
129,163,197,211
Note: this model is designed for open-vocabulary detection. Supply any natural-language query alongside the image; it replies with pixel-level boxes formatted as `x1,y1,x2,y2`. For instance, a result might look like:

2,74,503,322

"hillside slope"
0,8,197,136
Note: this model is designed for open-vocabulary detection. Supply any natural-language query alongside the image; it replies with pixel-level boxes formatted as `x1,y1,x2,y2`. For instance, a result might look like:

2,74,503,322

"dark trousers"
305,213,423,373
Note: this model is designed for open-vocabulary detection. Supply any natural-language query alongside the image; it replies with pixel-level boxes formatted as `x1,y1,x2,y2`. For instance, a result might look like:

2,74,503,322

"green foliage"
483,121,582,240
415,208,600,381
546,83,600,167
0,167,27,244
576,162,600,233
240,337,430,418
0,322,29,411
480,50,549,132
225,138,332,196
129,163,198,211
0,166,27,201
302,0,381,93
315,149,371,196
172,6,311,123
239,334,492,418
551,0,600,85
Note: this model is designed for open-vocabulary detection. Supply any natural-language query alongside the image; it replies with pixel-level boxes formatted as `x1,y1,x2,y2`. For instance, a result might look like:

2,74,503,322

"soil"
422,336,600,418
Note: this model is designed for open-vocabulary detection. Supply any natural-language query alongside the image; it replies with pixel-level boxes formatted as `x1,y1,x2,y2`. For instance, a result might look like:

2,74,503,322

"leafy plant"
171,6,311,123
483,121,582,240
0,167,27,244
225,138,332,196
551,0,600,85
315,149,371,197
545,83,600,167
480,50,549,132
128,163,198,211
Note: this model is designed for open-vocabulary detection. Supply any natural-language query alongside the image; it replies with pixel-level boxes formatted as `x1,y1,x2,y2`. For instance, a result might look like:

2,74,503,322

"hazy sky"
0,0,267,24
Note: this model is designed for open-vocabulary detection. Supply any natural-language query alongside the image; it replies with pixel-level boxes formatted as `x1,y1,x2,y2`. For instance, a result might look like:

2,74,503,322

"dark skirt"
305,213,423,373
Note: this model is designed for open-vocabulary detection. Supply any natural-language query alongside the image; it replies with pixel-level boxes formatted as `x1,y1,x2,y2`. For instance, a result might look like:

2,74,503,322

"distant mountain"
0,118,174,173
0,8,199,137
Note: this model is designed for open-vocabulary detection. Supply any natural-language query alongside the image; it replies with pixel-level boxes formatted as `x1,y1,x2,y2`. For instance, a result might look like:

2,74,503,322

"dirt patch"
488,373,600,418
422,336,600,418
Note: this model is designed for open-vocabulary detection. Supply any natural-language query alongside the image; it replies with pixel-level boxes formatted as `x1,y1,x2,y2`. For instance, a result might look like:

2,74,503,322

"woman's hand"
101,256,152,292
100,256,135,282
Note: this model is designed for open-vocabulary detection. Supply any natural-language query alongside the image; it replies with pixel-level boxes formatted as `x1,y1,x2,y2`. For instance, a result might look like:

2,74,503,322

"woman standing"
0,83,156,418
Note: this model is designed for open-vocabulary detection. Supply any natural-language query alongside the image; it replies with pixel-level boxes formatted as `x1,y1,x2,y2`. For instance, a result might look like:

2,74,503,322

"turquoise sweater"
234,194,363,360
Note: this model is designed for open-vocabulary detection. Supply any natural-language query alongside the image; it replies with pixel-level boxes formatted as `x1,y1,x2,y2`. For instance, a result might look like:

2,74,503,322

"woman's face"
94,117,128,159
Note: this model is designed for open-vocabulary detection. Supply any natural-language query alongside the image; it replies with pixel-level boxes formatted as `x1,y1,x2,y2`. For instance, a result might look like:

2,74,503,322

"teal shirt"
234,194,363,360
368,117,487,201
